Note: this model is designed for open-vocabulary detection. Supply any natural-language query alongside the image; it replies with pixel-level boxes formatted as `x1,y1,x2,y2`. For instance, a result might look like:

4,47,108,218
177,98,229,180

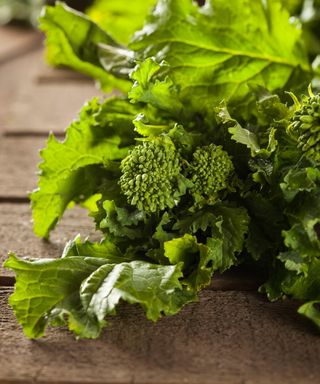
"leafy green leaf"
206,205,249,272
80,260,192,323
4,252,194,339
217,101,283,158
283,257,320,300
168,204,249,289
173,210,217,234
4,253,107,339
262,241,320,304
164,234,213,290
229,125,260,154
216,104,260,154
39,2,131,91
86,0,156,45
284,192,320,258
62,234,125,262
298,301,320,329
31,98,136,239
278,250,308,275
133,113,174,137
131,0,311,114
255,88,290,123
280,166,320,202
129,58,183,116
152,212,175,244
99,200,148,240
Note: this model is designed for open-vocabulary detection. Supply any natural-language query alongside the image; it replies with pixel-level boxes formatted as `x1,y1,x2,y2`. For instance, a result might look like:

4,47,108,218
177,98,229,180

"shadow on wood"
0,288,318,384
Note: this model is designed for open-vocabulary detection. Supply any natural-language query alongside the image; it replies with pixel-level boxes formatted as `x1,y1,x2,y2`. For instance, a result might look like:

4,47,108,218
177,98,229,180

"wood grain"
0,48,103,134
0,26,41,65
0,204,96,277
0,49,42,132
4,81,103,133
0,137,44,198
36,65,92,83
0,287,318,384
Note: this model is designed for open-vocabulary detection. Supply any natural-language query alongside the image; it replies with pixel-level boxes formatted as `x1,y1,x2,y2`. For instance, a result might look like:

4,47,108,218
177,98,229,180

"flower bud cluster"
120,141,234,213
290,93,320,163
189,144,234,200
119,141,181,213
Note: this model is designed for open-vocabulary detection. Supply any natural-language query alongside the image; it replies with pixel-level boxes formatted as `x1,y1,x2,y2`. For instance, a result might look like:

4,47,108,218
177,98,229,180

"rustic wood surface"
1,25,320,384
0,47,103,134
0,137,41,197
1,288,319,384
0,26,41,65
0,204,95,278
37,65,92,83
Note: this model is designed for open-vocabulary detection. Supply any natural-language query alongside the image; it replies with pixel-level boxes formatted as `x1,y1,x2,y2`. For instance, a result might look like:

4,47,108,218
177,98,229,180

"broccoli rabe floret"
120,140,234,213
119,140,182,213
289,92,320,163
188,144,234,202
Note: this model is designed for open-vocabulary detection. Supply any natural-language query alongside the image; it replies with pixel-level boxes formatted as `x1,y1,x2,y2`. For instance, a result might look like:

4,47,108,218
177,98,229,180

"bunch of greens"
5,0,320,339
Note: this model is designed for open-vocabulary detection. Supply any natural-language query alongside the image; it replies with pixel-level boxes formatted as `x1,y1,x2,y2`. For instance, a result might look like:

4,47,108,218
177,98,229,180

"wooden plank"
3,78,103,134
0,47,103,134
0,137,42,198
36,65,92,83
0,287,319,384
0,49,43,132
0,204,96,277
0,26,41,65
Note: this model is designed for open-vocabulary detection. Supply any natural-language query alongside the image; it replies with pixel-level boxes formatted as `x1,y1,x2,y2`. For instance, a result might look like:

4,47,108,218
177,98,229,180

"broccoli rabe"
119,140,182,213
289,90,320,163
120,139,234,213
188,144,234,203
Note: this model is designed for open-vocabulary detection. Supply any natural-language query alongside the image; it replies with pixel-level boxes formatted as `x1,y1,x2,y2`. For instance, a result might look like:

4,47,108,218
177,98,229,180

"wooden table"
1,25,320,384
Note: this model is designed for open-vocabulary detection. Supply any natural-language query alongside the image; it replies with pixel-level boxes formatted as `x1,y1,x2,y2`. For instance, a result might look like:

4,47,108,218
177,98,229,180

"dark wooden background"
1,25,320,384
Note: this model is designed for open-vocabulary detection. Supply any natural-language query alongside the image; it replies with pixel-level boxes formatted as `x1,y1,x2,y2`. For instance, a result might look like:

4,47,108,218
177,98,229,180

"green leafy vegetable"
86,0,156,45
5,252,193,339
5,0,320,338
31,97,138,238
39,0,312,115
131,0,311,115
288,88,320,163
39,2,131,91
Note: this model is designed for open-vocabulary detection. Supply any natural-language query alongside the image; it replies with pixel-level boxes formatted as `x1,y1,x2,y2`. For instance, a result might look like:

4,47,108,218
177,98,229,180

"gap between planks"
0,276,15,286
0,27,42,66
0,197,29,203
3,130,64,138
